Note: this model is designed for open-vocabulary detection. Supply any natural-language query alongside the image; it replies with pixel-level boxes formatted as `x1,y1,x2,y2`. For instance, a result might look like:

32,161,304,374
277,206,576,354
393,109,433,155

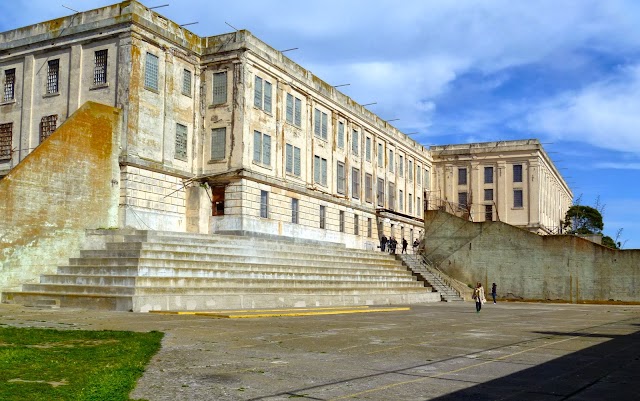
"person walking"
472,282,486,313
412,239,419,254
491,283,497,304
401,238,408,254
389,237,397,254
380,234,387,252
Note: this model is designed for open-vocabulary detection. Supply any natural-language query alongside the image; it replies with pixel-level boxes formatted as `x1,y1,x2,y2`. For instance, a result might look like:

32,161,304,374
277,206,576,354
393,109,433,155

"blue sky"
2,0,639,248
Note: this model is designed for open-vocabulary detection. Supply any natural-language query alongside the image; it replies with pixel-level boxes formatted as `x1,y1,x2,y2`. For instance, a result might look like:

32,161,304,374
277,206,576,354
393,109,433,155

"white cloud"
529,64,640,153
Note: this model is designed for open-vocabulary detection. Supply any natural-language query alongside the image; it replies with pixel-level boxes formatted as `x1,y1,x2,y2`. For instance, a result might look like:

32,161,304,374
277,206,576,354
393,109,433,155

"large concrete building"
0,0,570,250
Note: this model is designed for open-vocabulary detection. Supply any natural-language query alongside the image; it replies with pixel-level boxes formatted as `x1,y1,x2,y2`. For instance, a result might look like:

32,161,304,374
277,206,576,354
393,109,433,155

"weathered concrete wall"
0,102,121,291
423,210,640,303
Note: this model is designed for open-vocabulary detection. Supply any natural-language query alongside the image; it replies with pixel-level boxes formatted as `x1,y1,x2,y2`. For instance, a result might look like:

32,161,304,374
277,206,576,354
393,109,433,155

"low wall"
0,102,121,291
424,210,640,303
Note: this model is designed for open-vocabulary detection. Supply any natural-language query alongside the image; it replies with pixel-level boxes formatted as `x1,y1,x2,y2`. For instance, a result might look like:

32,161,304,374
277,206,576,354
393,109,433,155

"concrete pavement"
1,301,639,400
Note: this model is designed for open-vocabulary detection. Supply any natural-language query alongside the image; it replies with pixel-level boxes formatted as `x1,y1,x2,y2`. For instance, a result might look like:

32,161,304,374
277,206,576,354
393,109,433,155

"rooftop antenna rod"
280,48,299,53
149,4,169,9
180,22,199,27
225,21,239,31
362,102,377,106
62,5,80,13
387,118,400,122
406,132,419,135
333,84,350,88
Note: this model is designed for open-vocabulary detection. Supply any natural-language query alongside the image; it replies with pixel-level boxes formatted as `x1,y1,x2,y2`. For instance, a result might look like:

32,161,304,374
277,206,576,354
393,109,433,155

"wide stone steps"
2,230,441,311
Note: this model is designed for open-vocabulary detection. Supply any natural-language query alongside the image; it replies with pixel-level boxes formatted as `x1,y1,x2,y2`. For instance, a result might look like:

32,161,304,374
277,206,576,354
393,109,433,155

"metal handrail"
404,253,461,298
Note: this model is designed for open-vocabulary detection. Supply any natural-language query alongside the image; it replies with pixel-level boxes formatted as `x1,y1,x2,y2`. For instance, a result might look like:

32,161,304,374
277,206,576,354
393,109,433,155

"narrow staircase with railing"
398,253,465,302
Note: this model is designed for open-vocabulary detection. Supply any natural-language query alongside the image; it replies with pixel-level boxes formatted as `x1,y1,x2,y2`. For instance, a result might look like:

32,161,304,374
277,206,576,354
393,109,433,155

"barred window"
319,205,326,229
354,214,359,236
367,217,372,238
377,178,385,207
399,189,404,212
408,160,413,181
424,168,430,189
377,143,383,166
314,109,328,140
260,190,269,218
144,53,159,91
365,137,371,162
458,192,468,209
351,129,359,156
399,155,404,177
254,76,272,113
514,189,524,208
337,121,345,148
291,198,299,224
314,155,327,186
351,167,360,199
175,123,188,161
40,115,57,143
339,210,345,233
0,122,12,161
485,205,493,221
212,71,227,105
388,149,394,172
484,189,493,201
47,59,59,94
417,196,422,216
211,127,226,160
409,193,413,214
94,49,108,85
337,161,345,194
285,143,301,176
3,69,15,101
484,166,494,184
286,94,302,127
365,173,373,203
253,131,271,166
513,164,523,183
417,167,421,186
458,167,467,185
182,69,192,96
388,182,395,210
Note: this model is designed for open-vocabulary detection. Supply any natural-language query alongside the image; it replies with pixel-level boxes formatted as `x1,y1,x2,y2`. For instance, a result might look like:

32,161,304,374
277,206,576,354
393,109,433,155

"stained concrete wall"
0,102,121,291
423,210,640,303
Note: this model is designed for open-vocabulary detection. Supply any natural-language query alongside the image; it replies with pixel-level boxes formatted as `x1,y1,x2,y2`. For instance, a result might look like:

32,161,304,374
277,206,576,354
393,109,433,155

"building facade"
0,1,571,249
429,140,573,234
0,1,430,250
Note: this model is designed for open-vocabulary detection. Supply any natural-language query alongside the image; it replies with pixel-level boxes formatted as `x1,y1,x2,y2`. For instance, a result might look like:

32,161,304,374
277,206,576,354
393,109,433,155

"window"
292,198,299,224
314,108,328,140
388,182,395,210
0,122,12,161
424,168,430,189
354,214,359,235
319,205,326,229
514,189,523,208
337,121,345,148
388,150,394,172
365,137,371,161
39,115,57,143
365,173,373,203
351,129,359,156
399,155,404,177
485,205,493,221
417,196,421,217
254,76,272,113
408,193,413,214
458,167,467,185
484,166,493,184
458,192,468,209
260,190,269,218
253,131,271,166
399,189,404,212
367,218,372,238
377,143,383,166
286,93,302,127
416,167,421,186
212,71,227,105
408,160,413,181
513,164,523,183
352,168,360,199
339,210,345,232
94,49,108,85
47,59,59,94
285,144,301,176
211,127,226,160
182,69,192,96
314,155,327,186
337,161,345,194
3,68,15,101
144,53,158,91
484,189,493,201
175,123,188,161
377,178,385,207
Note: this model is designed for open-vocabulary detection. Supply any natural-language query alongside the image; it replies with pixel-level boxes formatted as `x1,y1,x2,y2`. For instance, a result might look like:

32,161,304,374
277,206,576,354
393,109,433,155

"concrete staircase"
398,254,464,302
1,230,440,312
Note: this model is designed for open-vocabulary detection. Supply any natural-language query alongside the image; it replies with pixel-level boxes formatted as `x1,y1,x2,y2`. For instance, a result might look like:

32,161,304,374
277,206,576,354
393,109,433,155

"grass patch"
0,327,163,401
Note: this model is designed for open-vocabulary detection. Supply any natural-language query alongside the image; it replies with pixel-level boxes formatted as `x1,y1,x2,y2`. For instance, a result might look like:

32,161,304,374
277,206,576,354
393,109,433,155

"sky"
2,0,639,248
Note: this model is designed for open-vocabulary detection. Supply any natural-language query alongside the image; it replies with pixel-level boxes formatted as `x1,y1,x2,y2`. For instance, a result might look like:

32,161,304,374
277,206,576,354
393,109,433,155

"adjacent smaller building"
429,139,572,234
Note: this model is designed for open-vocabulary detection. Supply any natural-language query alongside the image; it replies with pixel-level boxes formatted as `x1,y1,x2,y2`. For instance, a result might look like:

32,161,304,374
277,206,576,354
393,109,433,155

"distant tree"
602,235,618,249
563,205,604,235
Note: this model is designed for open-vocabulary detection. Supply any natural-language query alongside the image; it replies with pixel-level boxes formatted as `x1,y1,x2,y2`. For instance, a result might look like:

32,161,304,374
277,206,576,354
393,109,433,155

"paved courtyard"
2,301,639,400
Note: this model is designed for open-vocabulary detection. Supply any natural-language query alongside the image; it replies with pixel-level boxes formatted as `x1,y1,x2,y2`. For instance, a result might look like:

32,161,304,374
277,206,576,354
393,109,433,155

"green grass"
0,327,163,401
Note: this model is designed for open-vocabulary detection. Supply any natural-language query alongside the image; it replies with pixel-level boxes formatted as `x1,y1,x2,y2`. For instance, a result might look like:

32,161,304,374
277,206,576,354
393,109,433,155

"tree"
563,205,604,235
602,235,618,249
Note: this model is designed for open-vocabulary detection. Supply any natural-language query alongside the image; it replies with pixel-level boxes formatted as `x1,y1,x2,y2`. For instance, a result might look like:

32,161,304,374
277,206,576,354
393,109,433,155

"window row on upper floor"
456,165,524,186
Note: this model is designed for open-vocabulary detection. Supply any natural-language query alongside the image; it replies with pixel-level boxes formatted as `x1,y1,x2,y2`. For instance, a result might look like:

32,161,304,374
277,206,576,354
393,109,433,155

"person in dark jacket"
380,235,388,252
401,238,408,254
